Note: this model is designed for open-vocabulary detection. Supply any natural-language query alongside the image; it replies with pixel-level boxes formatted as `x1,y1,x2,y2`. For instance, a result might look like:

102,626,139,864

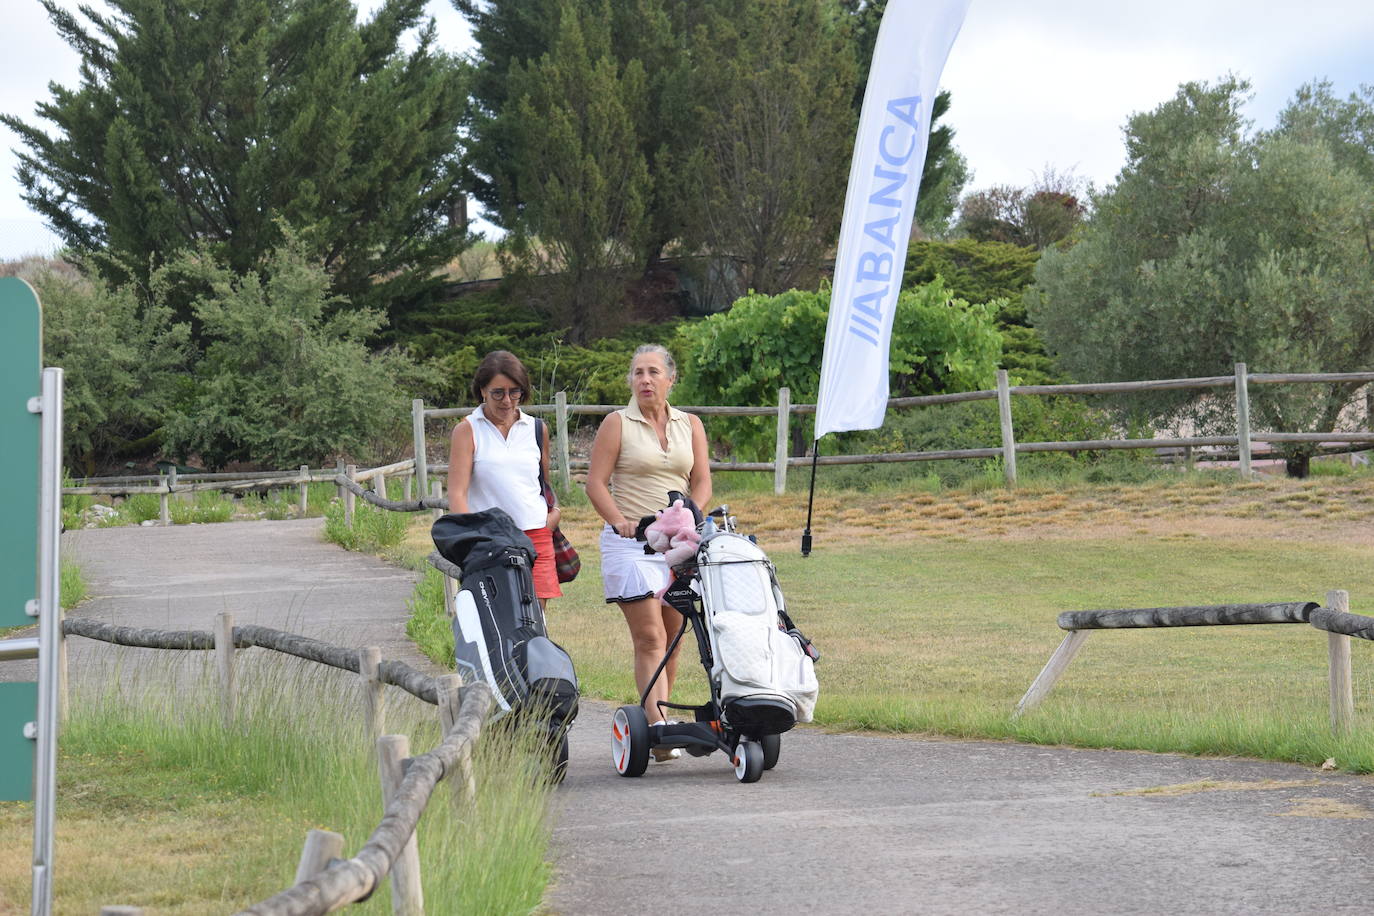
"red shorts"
524,526,563,600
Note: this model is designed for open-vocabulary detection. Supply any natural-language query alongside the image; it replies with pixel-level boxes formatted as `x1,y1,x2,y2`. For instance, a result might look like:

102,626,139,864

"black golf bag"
431,508,579,741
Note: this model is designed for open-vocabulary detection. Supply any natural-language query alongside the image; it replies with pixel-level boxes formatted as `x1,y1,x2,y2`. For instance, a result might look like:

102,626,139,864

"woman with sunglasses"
447,350,561,606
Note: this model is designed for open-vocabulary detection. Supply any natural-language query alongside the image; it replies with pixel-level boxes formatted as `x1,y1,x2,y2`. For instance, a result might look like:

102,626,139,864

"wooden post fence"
294,829,345,885
359,646,385,740
412,398,429,499
435,673,475,809
1234,362,1252,479
996,369,1017,487
298,465,310,514
344,464,357,529
555,390,571,492
159,470,171,526
1325,589,1354,736
215,612,236,729
1015,601,1319,715
377,735,424,915
774,387,790,495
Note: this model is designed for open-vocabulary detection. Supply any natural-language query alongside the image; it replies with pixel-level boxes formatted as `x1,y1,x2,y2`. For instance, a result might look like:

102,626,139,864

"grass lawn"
406,470,1374,771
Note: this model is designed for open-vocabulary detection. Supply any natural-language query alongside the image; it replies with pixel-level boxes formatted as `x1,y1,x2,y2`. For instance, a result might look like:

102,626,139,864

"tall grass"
60,557,86,609
0,650,554,913
324,500,412,553
407,567,455,668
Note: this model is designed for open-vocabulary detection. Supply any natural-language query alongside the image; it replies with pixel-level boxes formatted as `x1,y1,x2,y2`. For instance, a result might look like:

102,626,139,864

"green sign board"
0,277,40,629
0,682,37,801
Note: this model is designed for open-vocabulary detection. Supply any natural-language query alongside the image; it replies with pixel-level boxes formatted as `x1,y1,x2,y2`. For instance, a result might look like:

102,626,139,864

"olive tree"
1030,77,1374,476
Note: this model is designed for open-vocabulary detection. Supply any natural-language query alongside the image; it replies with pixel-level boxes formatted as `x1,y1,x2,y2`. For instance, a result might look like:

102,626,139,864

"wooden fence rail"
411,365,1374,497
1016,590,1365,735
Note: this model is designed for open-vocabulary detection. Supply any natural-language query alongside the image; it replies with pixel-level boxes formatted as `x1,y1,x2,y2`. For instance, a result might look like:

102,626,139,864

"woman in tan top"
586,345,711,754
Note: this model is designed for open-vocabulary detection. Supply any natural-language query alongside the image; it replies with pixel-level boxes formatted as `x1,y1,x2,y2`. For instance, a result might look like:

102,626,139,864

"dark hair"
470,350,532,403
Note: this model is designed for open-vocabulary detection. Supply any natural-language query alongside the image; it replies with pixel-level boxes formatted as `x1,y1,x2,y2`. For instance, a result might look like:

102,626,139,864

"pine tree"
684,0,858,296
4,0,470,321
500,0,652,341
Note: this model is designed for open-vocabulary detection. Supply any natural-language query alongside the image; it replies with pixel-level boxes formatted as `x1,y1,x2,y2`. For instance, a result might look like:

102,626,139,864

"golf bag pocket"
515,633,580,727
711,610,818,724
711,611,774,687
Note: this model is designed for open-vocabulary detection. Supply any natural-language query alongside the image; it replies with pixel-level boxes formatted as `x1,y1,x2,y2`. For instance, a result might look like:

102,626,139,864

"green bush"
675,282,1003,460
23,262,191,475
161,231,431,469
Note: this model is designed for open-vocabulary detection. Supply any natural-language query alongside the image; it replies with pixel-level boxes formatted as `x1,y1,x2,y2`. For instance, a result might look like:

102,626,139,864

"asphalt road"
30,519,1374,914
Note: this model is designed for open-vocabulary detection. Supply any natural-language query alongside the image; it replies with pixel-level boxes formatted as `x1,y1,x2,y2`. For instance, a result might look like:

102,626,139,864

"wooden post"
1184,445,1195,473
430,479,443,521
412,398,429,499
374,471,387,500
436,673,475,806
359,646,385,739
215,612,236,729
996,369,1018,487
377,735,424,916
294,828,345,885
335,458,346,504
774,387,791,496
159,475,170,526
442,575,457,620
298,465,310,514
1326,588,1354,736
555,390,571,492
403,471,413,502
1013,630,1092,717
436,673,462,735
344,464,357,529
1234,362,1252,479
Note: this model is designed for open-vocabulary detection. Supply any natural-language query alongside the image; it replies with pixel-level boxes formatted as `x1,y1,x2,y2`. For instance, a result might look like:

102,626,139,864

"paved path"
551,705,1374,915
4,518,433,685
27,520,1374,913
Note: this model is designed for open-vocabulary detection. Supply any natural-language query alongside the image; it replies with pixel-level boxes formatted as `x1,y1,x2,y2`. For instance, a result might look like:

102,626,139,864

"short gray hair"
627,344,677,386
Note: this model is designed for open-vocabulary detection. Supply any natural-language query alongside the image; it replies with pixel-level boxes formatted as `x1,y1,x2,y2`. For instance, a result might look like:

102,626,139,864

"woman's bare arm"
446,421,475,514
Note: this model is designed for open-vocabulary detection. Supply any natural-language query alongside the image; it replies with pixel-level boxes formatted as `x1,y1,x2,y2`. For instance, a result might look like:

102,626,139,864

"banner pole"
801,442,820,557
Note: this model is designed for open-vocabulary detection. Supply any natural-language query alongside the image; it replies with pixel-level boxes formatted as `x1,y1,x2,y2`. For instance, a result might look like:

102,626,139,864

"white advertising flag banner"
813,0,971,439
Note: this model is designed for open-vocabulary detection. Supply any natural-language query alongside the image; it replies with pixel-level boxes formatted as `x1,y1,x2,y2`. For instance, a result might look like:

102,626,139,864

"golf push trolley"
611,499,819,783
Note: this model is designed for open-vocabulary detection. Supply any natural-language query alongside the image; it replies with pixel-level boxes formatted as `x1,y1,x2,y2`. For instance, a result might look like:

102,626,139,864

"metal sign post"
0,277,63,916
31,365,63,916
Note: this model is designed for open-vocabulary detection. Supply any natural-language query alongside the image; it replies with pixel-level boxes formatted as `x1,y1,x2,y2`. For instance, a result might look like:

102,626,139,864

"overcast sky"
2,0,1372,260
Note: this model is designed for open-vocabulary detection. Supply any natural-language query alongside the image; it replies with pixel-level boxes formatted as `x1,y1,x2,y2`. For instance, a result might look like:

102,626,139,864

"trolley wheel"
733,739,764,783
612,706,649,777
761,733,781,770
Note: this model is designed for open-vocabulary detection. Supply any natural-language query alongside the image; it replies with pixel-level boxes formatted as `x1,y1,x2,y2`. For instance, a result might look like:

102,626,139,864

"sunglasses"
487,387,524,401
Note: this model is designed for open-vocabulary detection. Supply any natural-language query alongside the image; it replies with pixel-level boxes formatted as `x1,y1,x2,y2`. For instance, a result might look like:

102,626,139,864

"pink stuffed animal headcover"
644,499,702,589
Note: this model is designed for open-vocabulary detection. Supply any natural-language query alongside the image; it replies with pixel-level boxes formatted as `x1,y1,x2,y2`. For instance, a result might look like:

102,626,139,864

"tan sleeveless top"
611,400,695,521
